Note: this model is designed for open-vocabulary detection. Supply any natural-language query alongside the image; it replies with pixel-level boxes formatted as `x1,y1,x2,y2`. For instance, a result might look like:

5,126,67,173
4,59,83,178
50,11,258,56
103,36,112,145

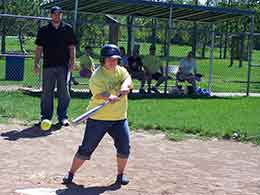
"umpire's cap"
50,6,62,14
101,44,121,59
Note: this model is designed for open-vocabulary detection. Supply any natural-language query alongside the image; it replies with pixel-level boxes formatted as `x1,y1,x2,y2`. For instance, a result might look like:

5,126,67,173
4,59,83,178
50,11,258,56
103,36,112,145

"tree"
0,0,41,53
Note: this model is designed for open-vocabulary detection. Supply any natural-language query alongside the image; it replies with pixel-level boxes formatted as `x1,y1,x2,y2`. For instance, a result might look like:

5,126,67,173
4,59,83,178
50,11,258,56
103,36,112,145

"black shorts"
130,71,144,80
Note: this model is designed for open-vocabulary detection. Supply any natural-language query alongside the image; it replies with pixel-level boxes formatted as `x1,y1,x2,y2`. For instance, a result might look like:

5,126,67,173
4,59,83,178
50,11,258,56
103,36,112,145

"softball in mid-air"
40,119,52,131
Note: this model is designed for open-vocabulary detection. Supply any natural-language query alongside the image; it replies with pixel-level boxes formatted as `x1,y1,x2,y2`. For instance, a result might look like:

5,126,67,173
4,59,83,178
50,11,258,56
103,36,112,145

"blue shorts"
76,118,130,160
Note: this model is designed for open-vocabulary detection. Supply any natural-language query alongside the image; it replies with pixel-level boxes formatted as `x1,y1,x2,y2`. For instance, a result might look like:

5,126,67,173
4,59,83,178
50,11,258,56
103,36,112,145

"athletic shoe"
62,172,74,184
34,121,41,127
139,88,146,94
71,77,79,85
116,174,129,185
73,80,79,85
151,86,160,94
60,119,70,126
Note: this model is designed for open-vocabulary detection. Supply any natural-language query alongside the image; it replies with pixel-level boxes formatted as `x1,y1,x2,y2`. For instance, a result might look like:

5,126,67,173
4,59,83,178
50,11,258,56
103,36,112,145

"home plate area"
0,124,260,195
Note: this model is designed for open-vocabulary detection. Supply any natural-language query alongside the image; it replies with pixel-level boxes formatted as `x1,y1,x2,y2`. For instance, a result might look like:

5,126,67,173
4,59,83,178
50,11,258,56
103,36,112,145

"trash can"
5,55,25,81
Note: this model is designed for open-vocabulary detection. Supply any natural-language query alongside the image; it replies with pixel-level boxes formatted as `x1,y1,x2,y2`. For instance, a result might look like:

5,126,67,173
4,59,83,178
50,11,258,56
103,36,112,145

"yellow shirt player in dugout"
63,44,133,186
79,46,95,78
142,45,167,94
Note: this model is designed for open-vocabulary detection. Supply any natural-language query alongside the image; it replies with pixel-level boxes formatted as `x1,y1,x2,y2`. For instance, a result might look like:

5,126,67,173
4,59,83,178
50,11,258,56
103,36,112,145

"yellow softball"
40,119,52,131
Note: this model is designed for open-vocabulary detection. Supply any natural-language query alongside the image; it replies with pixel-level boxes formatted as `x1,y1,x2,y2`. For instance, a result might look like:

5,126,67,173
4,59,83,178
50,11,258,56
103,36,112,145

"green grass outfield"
1,92,259,143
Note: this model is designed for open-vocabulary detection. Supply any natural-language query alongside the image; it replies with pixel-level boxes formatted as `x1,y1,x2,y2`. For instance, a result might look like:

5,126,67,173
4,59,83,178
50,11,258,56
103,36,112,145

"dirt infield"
1,123,260,195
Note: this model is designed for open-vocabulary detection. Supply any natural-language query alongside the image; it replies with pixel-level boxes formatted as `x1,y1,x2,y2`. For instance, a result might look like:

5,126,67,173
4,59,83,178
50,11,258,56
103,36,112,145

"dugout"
42,0,255,96
229,33,248,68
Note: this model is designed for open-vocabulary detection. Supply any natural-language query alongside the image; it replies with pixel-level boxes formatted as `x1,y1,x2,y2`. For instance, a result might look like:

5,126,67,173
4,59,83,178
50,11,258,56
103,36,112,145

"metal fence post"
246,16,254,96
73,0,79,32
164,4,173,94
208,24,215,93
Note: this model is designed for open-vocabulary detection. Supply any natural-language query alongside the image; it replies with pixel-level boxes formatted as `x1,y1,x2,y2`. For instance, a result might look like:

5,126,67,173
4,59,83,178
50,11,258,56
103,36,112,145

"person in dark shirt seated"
120,46,128,69
127,47,146,94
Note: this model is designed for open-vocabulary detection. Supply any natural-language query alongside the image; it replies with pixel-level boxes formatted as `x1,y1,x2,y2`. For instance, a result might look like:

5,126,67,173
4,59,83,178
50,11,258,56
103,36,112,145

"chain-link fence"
0,12,258,95
250,35,260,93
0,14,49,92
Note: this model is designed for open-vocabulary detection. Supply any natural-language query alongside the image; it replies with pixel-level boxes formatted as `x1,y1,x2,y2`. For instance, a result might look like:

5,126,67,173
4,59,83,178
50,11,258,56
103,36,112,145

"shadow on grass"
21,89,232,100
0,123,62,141
57,182,121,195
224,80,260,84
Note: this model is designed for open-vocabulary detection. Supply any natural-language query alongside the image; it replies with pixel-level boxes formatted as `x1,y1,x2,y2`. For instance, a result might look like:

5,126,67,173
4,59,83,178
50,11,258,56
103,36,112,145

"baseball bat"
72,94,121,125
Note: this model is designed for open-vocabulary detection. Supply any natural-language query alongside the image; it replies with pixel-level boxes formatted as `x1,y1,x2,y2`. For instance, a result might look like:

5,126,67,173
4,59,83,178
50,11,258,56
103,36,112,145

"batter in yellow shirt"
88,65,133,120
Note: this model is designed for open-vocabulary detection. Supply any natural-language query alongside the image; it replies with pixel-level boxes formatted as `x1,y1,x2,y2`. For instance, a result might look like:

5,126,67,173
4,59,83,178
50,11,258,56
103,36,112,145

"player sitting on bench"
79,46,95,78
176,51,202,92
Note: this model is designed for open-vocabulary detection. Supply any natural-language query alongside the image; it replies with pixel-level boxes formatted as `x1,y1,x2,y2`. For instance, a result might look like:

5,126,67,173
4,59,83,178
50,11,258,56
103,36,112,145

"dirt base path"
1,123,260,195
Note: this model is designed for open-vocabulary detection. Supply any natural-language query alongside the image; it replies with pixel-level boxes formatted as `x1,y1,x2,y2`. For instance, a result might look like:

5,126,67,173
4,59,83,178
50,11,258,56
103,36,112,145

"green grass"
1,92,260,143
1,38,260,92
127,97,260,141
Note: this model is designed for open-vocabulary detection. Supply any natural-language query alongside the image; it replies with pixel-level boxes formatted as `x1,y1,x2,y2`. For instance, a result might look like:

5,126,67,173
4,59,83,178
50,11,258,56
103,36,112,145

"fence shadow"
21,89,229,100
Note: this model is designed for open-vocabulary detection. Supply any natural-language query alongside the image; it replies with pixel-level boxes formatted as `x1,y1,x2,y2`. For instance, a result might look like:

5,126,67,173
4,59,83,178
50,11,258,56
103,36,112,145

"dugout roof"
42,0,255,23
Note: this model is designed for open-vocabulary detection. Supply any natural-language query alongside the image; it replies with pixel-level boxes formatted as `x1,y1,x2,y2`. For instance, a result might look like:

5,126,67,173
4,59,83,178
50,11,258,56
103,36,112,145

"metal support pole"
192,23,197,57
38,8,45,90
164,5,173,94
151,19,157,49
70,0,79,92
246,16,254,96
127,16,134,56
208,24,215,92
73,0,79,32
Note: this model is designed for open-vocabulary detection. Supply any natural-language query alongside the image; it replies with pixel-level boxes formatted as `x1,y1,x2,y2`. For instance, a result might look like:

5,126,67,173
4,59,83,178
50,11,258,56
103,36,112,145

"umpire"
34,6,77,126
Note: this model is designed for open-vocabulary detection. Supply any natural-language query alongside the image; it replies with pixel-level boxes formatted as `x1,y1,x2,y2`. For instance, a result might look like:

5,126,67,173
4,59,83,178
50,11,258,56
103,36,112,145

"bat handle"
106,93,122,104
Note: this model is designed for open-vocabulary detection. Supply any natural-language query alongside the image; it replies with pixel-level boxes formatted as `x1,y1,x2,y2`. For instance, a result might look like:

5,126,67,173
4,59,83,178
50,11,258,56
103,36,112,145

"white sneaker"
60,119,70,126
151,86,160,94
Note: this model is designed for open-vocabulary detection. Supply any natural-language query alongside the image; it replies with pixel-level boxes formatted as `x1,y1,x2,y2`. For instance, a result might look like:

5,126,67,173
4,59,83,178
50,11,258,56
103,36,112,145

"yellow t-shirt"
143,55,161,74
80,55,95,70
88,66,133,120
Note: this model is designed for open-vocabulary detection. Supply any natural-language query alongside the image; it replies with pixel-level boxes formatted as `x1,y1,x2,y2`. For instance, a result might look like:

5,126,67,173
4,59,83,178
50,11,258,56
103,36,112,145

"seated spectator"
79,46,95,78
128,47,146,94
120,46,128,69
176,51,201,91
142,45,167,94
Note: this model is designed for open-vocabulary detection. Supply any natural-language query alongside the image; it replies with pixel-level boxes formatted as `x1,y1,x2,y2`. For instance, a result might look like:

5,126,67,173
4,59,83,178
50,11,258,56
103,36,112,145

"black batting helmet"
100,44,121,59
50,6,62,14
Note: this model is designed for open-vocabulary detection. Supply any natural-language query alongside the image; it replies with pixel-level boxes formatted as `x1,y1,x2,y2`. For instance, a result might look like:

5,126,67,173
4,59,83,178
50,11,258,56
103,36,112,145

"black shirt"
128,56,143,73
35,22,77,68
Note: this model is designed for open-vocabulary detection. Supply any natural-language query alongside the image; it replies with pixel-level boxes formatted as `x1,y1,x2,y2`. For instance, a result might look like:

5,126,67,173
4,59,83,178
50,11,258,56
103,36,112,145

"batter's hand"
108,95,120,104
68,64,76,72
68,57,76,72
119,87,130,96
34,64,40,75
